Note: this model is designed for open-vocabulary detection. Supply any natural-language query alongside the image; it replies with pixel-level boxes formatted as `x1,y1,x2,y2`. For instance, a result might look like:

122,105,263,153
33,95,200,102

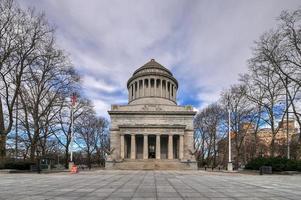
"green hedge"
245,157,301,172
0,160,35,170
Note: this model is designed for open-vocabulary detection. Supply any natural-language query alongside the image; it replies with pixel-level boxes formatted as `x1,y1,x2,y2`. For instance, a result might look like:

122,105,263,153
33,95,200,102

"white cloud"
18,0,301,118
82,75,119,93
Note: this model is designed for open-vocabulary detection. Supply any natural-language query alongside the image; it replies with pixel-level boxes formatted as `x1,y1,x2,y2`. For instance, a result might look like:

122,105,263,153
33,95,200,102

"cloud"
82,75,119,93
18,0,301,117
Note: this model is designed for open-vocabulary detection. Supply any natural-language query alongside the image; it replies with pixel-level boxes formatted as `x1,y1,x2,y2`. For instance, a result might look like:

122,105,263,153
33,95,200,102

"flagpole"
227,95,233,171
70,102,74,162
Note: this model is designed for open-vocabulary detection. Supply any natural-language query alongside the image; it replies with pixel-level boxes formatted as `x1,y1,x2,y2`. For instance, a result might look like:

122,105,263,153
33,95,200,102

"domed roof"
127,58,178,89
133,59,173,76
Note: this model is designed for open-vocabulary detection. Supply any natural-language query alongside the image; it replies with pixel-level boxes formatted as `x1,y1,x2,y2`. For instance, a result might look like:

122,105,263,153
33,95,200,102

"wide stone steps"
108,159,195,170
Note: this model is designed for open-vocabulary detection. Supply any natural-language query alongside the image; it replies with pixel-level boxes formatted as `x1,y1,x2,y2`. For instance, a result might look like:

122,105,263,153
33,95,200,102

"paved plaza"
0,170,301,200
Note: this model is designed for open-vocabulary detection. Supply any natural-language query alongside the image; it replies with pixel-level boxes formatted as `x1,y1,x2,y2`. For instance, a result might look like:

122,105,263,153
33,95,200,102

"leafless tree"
75,108,109,169
18,39,77,161
221,84,262,167
0,0,54,159
194,103,223,167
248,9,301,140
53,97,92,168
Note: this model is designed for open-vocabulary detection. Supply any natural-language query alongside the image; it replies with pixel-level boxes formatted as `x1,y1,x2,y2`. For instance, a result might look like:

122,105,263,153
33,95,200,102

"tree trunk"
30,139,37,161
87,153,91,169
0,134,6,159
64,147,69,169
270,135,275,157
0,97,6,159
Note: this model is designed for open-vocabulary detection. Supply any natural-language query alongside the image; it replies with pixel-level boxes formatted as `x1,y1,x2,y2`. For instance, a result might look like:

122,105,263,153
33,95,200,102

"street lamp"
36,149,41,174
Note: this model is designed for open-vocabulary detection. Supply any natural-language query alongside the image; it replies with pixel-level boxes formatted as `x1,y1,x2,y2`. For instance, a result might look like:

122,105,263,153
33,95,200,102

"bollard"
259,167,263,175
205,167,206,171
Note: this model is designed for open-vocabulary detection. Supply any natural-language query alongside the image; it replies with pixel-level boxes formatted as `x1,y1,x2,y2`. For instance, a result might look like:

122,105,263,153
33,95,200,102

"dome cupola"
127,59,178,105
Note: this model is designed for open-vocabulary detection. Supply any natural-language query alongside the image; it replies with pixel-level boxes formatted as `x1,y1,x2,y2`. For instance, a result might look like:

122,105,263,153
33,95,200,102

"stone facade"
106,59,197,169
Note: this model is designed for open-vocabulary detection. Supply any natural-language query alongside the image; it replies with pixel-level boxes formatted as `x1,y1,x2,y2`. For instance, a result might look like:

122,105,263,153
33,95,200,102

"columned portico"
121,133,185,161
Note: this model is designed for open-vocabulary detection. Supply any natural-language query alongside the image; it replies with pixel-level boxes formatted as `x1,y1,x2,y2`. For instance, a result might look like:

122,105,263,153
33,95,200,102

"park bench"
259,166,272,175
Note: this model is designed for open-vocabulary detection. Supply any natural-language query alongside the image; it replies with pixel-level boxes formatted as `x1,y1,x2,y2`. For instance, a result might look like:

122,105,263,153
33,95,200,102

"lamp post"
36,149,41,174
69,93,76,170
285,77,290,159
227,96,233,171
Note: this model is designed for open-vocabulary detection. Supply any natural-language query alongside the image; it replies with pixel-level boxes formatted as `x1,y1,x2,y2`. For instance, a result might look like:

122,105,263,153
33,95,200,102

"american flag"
71,93,77,107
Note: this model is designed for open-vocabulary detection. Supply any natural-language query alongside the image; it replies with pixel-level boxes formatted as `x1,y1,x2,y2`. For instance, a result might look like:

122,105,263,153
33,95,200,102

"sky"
18,0,301,118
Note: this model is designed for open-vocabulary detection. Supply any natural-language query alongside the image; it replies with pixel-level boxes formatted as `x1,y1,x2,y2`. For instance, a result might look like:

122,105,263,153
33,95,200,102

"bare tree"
221,84,261,167
0,0,54,159
194,103,223,167
53,97,91,168
249,9,301,140
75,108,109,169
18,40,77,161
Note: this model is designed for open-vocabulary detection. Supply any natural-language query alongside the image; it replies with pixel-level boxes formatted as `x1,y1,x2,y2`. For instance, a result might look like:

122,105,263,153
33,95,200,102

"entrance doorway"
148,135,156,158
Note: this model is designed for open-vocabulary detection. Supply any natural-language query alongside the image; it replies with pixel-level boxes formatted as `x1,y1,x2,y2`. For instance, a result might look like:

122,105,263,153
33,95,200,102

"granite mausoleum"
106,59,197,170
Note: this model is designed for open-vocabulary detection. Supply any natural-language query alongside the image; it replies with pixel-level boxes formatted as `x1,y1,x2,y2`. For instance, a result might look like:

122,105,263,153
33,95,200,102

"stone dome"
127,59,178,105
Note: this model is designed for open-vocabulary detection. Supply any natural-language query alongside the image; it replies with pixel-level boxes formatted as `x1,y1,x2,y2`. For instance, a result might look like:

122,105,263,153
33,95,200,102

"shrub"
245,157,301,172
2,160,35,170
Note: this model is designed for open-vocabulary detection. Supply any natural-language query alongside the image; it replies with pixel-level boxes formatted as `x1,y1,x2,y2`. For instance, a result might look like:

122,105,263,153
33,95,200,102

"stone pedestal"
227,162,233,171
68,162,74,170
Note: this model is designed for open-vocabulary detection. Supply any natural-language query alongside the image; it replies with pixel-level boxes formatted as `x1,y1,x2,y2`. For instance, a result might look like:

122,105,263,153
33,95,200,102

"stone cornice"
118,124,187,129
108,110,196,115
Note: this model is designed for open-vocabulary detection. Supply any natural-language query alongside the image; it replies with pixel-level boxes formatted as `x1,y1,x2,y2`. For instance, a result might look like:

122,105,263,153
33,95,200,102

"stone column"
179,135,184,160
165,80,168,98
174,86,176,101
142,79,145,96
154,79,157,96
120,134,125,159
160,79,163,97
171,84,175,100
143,135,148,159
174,87,177,101
128,86,131,102
148,78,151,96
168,134,173,159
131,134,136,159
137,80,140,98
156,134,161,159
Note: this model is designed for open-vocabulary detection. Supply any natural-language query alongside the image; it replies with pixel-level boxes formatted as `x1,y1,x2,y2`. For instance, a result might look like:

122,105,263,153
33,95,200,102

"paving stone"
0,170,301,200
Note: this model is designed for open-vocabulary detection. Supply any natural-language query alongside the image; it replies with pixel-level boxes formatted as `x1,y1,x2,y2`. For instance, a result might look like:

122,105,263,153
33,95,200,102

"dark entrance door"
148,135,156,158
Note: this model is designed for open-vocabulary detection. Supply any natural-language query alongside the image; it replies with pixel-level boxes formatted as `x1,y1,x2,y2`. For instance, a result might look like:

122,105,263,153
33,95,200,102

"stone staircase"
107,159,197,170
